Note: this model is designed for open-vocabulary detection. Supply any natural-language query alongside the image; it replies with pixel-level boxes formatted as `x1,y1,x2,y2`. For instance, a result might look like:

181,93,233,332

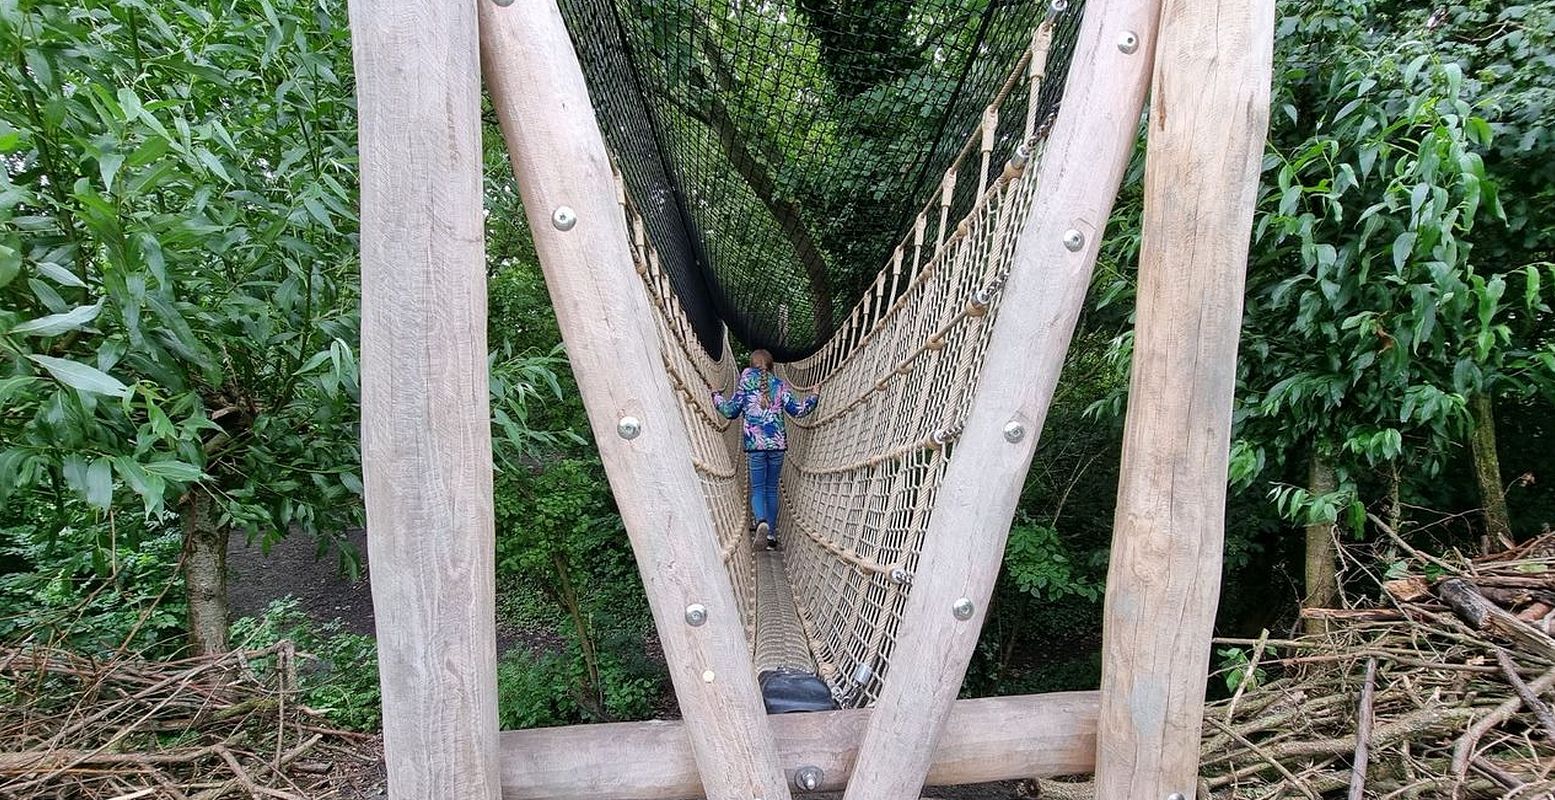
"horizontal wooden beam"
499,692,1098,799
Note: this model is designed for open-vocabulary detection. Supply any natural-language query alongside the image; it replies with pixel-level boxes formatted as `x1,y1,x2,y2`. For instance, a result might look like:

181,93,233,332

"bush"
0,496,187,654
492,456,664,722
230,598,382,732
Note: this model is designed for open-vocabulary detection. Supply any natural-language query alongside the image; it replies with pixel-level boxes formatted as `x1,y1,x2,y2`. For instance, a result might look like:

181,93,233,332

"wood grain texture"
349,0,500,797
1093,0,1274,795
499,692,1099,799
477,4,789,799
840,2,1165,797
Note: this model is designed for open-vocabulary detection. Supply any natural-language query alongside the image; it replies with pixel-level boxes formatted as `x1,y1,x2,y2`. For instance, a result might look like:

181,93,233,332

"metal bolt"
702,669,716,683
952,597,975,621
1002,420,1026,443
794,766,825,791
851,663,874,686
889,567,910,585
1118,31,1140,54
616,416,642,440
1166,794,1186,800
1062,228,1086,252
684,603,707,626
491,0,514,6
551,205,578,231
1050,0,1069,11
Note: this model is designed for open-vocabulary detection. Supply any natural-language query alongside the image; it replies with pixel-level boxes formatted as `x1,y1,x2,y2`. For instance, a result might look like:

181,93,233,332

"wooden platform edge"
499,691,1099,800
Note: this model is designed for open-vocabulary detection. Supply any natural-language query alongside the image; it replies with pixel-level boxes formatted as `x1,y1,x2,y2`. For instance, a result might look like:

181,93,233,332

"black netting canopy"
559,0,1082,360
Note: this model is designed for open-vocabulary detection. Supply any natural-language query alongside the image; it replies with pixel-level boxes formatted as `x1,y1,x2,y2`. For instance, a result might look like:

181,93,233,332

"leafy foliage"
1,0,363,563
231,598,382,731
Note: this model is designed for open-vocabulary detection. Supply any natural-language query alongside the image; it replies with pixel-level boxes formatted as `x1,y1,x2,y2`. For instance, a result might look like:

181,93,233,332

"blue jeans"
747,450,785,529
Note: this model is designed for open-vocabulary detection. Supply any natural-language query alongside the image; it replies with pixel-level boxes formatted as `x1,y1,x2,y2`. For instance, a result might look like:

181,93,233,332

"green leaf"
0,243,18,288
11,298,104,337
27,355,131,398
85,457,113,509
35,261,86,288
1466,117,1493,147
143,460,204,482
1392,232,1416,270
195,148,232,184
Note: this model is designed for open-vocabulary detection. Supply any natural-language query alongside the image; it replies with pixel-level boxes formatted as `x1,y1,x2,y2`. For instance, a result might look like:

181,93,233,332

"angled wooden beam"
477,3,790,799
1093,0,1274,796
500,692,1099,800
350,0,500,796
840,2,1165,798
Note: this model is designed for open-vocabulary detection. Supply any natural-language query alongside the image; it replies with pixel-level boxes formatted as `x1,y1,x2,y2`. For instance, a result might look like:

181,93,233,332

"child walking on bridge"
712,349,818,549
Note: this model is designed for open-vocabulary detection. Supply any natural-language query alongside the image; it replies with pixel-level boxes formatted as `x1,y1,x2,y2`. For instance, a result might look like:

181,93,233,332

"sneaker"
756,521,775,550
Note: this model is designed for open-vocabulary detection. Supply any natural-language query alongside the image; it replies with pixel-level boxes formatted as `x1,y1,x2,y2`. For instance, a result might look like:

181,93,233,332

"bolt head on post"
1002,420,1026,443
1118,31,1140,53
794,766,825,791
616,416,642,440
684,603,708,626
1062,228,1085,252
551,205,578,231
952,597,975,620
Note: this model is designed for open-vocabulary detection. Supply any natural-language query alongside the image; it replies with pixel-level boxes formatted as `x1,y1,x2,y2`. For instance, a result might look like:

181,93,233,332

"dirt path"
227,527,376,636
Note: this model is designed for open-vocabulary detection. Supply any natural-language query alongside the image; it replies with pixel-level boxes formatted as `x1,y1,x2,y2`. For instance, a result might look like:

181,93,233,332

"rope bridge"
621,6,1074,711
353,0,1274,793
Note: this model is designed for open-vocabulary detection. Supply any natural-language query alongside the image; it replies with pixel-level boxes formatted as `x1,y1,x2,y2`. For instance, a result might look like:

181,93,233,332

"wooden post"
841,1,1164,797
349,0,500,796
1093,0,1274,795
477,3,790,799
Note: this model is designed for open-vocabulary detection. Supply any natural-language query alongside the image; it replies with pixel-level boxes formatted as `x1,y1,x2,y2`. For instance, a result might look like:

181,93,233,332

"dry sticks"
1025,532,1555,800
0,644,376,799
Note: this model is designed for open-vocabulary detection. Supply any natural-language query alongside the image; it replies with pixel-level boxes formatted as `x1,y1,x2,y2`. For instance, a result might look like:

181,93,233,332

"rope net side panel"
779,8,1071,706
562,0,1082,359
622,194,759,642
617,4,1081,709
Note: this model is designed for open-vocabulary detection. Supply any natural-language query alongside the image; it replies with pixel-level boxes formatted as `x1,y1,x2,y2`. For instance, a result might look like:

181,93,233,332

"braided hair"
750,349,776,410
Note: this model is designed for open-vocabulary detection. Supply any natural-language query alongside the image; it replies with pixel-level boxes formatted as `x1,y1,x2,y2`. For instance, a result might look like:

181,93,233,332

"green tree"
1086,0,1555,613
1,0,361,654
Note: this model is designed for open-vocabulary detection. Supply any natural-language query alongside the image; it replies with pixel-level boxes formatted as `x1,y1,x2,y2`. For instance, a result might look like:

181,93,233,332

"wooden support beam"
840,2,1164,798
349,0,500,796
1093,0,1274,796
477,3,790,799
499,692,1099,800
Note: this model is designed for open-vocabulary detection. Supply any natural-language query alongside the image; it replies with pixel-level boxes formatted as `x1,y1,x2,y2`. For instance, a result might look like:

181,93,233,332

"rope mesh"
616,5,1079,706
562,0,1081,359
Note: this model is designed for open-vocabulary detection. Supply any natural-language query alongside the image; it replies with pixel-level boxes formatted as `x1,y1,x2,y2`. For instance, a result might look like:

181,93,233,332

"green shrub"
230,598,381,731
0,498,187,654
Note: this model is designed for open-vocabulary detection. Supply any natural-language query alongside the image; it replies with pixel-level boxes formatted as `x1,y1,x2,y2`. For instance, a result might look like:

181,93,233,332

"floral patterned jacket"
712,368,819,451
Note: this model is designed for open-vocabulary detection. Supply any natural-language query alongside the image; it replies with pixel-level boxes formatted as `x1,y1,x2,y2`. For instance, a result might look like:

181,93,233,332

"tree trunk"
1304,454,1339,634
1469,392,1513,551
182,491,230,655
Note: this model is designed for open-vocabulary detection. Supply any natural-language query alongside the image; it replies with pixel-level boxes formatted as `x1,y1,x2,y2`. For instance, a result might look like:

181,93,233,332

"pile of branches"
1034,527,1555,800
0,642,378,799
